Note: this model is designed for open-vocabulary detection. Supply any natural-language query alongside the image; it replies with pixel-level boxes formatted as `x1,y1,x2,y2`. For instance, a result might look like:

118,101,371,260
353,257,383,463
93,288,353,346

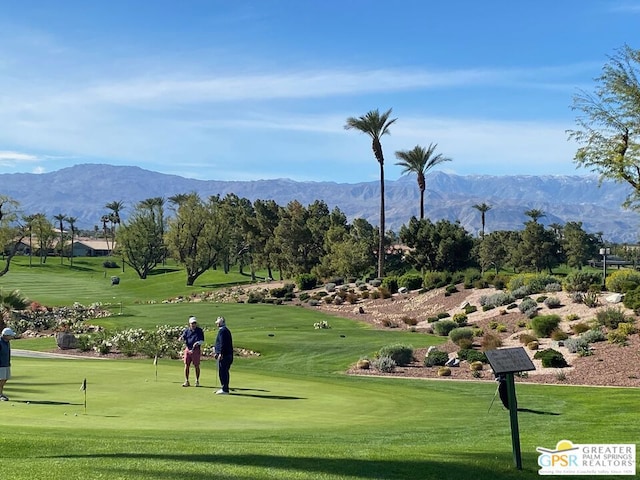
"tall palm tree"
345,108,397,278
524,208,546,223
472,203,492,238
22,214,37,268
395,143,452,220
67,216,77,266
53,213,67,264
101,214,111,252
105,201,125,253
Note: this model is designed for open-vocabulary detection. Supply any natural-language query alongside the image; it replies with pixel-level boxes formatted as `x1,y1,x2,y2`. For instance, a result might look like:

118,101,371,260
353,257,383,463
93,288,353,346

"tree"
166,193,224,286
138,197,166,264
0,196,25,277
117,201,165,279
519,220,561,273
476,230,510,274
22,214,37,268
563,221,597,270
524,208,546,223
31,213,55,264
568,45,640,209
53,213,67,264
105,200,125,253
399,217,474,273
345,108,397,278
395,144,452,219
472,203,492,238
67,216,77,266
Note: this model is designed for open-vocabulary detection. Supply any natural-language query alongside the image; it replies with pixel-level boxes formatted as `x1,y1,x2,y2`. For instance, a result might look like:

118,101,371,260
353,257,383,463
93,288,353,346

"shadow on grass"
146,267,181,276
13,400,80,406
517,408,560,416
45,452,542,479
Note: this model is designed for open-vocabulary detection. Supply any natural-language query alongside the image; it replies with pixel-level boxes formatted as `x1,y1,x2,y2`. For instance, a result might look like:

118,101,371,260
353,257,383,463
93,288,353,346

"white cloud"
0,150,40,166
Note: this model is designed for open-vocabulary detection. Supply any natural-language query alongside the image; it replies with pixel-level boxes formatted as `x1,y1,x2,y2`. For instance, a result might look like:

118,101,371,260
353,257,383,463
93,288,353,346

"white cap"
188,316,197,324
1,327,16,337
216,316,226,326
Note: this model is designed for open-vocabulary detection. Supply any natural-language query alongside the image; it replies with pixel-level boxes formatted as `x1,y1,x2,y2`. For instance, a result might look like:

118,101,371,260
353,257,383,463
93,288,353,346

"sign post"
485,347,536,470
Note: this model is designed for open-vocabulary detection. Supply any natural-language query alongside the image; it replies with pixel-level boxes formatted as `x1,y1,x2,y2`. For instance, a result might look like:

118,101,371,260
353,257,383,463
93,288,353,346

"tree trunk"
378,161,385,278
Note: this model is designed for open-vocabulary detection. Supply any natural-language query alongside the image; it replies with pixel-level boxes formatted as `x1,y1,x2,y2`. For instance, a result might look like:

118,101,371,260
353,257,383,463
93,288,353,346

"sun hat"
188,316,197,324
1,327,16,337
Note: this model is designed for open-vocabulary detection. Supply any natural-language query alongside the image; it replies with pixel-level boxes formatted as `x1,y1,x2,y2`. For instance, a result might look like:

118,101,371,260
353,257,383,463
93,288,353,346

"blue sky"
0,0,639,183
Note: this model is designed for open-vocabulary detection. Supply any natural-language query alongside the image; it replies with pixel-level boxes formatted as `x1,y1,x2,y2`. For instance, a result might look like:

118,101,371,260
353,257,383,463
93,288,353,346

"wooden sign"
485,347,536,375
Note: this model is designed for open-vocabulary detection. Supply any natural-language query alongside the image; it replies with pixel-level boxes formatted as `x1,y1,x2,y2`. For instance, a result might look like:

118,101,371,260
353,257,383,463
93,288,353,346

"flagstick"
154,354,158,382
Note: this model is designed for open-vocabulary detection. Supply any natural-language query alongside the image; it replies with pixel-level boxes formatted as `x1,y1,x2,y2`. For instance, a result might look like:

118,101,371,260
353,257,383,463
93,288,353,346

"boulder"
56,332,78,350
605,293,623,304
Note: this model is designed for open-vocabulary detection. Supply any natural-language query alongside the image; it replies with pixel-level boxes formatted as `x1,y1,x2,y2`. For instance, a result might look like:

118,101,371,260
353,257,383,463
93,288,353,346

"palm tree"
105,200,125,251
67,216,77,266
22,214,37,268
345,108,397,278
101,214,111,252
524,208,546,223
0,289,29,330
53,213,67,264
395,143,452,220
472,203,492,238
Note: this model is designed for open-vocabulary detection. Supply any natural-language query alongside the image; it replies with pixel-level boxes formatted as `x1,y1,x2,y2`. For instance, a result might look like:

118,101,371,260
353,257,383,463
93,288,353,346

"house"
71,238,114,257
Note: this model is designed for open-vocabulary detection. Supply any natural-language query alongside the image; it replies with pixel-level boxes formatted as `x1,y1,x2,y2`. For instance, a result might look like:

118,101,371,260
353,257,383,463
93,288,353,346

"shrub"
606,269,640,293
437,312,451,319
381,276,399,294
617,322,637,335
479,292,515,309
452,313,468,326
519,333,537,345
247,291,265,303
296,274,317,290
550,329,569,341
545,283,562,293
527,341,539,350
469,361,484,371
580,327,606,343
369,279,382,288
102,260,118,268
457,349,487,363
544,296,562,309
508,273,560,295
563,271,601,292
463,304,478,315
566,313,580,322
582,291,599,308
437,367,452,377
371,356,396,373
423,271,451,290
481,332,502,351
325,283,337,293
378,344,414,366
623,285,640,312
595,307,629,329
533,348,567,368
424,349,449,367
378,286,392,299
356,358,370,370
426,316,439,323
518,297,537,314
401,316,418,326
607,330,628,346
530,314,561,337
571,322,590,334
445,284,458,295
398,273,423,291
495,324,507,332
381,318,398,328
536,295,548,303
565,337,589,354
432,320,458,336
270,284,294,298
456,338,473,350
449,327,475,346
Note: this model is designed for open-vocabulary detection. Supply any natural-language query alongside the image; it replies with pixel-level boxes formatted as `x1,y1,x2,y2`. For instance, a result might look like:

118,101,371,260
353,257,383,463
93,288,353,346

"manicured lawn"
0,258,638,479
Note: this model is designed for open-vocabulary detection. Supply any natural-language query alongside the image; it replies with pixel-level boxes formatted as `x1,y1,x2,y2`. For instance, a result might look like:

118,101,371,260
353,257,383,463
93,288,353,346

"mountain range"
1,164,639,243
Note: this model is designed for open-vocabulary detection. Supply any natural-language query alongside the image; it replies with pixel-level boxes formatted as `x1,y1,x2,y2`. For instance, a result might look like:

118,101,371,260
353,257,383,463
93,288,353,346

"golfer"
214,316,233,395
181,316,204,387
0,327,16,401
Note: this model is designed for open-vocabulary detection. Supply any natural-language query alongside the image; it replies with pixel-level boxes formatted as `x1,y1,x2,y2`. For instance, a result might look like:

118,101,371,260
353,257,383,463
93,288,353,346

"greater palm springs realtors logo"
537,440,636,475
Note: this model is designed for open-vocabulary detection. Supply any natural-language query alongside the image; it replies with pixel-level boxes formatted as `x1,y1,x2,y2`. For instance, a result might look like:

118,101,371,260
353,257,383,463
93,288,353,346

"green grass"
0,258,638,479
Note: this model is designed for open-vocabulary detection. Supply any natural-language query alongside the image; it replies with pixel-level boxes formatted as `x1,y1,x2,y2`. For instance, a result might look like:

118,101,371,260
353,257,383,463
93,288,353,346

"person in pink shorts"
181,316,204,387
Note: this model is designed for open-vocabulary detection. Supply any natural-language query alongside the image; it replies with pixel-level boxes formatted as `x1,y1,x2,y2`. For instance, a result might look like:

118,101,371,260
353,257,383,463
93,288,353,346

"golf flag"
80,378,87,414
154,355,158,381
